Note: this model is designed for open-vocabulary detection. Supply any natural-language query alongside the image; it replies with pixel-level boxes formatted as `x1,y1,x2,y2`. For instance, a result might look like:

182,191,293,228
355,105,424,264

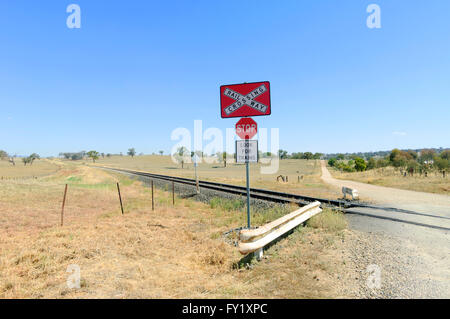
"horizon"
1,1,449,156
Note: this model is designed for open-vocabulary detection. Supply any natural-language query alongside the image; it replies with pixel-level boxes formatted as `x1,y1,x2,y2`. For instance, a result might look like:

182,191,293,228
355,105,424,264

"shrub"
366,157,376,170
328,158,336,167
354,157,367,172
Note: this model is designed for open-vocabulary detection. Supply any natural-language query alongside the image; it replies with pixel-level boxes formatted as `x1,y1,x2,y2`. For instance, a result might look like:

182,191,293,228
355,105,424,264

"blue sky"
1,0,449,157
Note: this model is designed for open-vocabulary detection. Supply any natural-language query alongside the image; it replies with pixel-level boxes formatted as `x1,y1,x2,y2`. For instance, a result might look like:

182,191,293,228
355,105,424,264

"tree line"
59,148,139,163
0,150,40,166
327,148,449,174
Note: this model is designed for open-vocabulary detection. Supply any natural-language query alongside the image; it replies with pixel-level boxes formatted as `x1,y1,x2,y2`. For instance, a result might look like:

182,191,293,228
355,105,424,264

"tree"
354,157,367,172
303,152,313,160
328,158,337,167
159,150,164,156
313,153,323,160
434,157,449,171
29,153,40,165
216,152,228,167
101,153,105,158
87,151,100,163
336,154,345,160
420,149,435,163
290,152,303,159
22,157,31,166
278,149,288,159
440,150,450,160
0,150,7,160
174,146,189,169
367,157,376,170
222,152,227,168
127,148,136,158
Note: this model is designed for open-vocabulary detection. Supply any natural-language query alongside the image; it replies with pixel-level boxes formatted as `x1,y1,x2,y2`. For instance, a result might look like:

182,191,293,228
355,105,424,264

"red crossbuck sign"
220,81,271,118
236,117,257,140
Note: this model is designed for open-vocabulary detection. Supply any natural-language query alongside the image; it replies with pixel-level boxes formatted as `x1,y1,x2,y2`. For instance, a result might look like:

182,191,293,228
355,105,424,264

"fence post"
117,182,124,215
61,184,68,226
151,180,154,211
172,181,175,206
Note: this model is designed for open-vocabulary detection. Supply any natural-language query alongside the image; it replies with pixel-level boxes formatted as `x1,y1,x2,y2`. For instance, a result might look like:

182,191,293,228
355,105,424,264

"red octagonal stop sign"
236,118,257,140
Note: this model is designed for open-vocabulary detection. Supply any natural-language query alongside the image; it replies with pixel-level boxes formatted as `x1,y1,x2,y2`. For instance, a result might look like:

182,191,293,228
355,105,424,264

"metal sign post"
220,81,270,229
236,140,258,229
193,154,200,194
245,143,251,228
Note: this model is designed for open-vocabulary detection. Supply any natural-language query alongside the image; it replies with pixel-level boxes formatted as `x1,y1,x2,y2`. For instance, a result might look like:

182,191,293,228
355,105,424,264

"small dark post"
172,181,175,205
151,180,154,211
61,184,68,226
117,182,124,215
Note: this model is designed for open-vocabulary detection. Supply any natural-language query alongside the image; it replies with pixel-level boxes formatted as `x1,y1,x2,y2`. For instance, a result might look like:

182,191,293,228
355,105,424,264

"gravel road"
321,161,450,298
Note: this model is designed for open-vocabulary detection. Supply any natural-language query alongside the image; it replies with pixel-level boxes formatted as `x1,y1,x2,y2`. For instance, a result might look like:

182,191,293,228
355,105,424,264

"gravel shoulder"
320,161,450,298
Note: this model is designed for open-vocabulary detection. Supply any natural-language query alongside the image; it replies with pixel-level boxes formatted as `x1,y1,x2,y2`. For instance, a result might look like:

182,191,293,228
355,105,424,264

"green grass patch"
209,197,245,211
306,208,347,232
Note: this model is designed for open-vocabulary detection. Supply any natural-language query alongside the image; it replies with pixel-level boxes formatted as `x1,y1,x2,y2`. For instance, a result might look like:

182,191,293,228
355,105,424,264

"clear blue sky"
1,1,449,157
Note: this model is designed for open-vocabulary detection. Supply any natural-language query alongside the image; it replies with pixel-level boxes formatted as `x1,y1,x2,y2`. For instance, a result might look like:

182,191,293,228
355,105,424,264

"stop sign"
236,118,257,140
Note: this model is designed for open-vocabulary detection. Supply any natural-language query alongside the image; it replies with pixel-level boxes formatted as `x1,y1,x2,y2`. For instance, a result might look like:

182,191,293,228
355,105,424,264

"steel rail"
101,166,448,222
102,167,348,207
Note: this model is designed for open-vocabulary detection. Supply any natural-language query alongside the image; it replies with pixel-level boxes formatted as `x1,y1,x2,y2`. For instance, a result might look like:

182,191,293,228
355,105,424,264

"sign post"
193,154,200,194
236,139,258,228
220,81,271,229
246,147,250,229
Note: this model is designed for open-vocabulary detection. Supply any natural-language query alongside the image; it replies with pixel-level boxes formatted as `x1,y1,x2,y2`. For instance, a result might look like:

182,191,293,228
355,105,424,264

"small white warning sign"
236,140,258,163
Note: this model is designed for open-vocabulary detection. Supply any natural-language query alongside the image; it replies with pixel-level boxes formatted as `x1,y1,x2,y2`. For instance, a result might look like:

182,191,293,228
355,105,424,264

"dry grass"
0,163,355,298
0,159,60,179
329,166,449,195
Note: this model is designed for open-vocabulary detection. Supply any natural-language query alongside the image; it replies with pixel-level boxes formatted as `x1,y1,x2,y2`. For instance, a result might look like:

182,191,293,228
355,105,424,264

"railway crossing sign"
220,81,271,118
219,80,271,232
236,140,258,163
235,117,257,140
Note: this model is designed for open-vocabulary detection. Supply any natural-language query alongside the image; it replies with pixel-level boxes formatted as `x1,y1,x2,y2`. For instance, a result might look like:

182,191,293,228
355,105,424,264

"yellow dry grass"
0,159,60,179
0,163,353,298
329,166,450,195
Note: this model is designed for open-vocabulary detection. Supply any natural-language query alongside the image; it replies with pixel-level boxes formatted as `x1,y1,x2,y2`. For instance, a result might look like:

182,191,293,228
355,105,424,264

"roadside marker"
61,184,68,226
117,182,124,215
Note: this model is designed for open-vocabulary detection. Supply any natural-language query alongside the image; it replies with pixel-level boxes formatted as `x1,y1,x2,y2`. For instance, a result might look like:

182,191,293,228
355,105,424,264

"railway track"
99,166,450,231
100,166,441,218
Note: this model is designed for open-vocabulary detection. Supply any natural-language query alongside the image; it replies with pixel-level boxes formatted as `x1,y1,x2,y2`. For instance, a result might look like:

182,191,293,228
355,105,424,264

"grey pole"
246,142,251,228
194,155,199,194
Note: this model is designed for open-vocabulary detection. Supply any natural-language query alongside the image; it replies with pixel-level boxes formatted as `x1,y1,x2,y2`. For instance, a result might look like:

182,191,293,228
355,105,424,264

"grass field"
0,158,61,179
0,162,354,298
89,155,342,200
329,166,450,195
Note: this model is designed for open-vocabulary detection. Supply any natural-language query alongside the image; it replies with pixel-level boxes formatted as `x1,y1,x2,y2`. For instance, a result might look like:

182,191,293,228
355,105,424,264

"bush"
354,157,367,172
366,158,376,170
328,158,337,167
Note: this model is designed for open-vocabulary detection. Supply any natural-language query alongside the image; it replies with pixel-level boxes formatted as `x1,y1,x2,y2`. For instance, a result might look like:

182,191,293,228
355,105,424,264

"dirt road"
320,160,450,215
320,160,450,298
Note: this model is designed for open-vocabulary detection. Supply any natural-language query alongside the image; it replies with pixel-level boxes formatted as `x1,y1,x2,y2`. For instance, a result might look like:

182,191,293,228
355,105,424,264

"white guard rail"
238,201,322,258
